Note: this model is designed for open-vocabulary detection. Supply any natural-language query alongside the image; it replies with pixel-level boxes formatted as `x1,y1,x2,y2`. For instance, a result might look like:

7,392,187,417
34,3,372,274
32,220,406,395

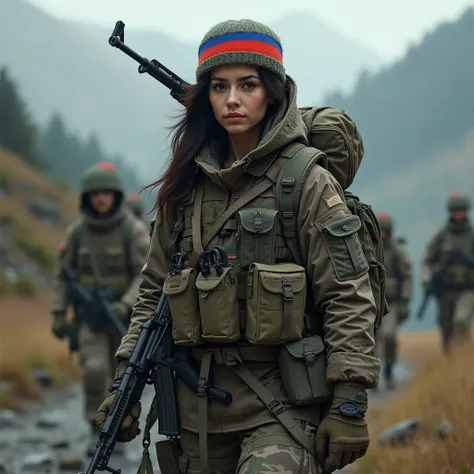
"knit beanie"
196,19,286,83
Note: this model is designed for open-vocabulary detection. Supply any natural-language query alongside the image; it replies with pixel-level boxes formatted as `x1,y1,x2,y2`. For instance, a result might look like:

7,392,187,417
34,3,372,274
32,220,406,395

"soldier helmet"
378,212,393,231
80,162,124,210
447,190,470,211
126,192,144,217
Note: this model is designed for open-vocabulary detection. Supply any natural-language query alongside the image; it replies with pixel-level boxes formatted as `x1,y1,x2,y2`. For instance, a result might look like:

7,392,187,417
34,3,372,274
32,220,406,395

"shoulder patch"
324,194,343,209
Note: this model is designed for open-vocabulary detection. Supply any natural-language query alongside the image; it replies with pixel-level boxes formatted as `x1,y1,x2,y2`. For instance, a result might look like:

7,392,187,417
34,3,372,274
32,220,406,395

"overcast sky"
29,0,473,62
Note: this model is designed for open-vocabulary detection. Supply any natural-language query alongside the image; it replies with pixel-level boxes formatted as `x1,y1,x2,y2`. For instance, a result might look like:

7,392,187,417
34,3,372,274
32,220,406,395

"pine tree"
0,66,45,169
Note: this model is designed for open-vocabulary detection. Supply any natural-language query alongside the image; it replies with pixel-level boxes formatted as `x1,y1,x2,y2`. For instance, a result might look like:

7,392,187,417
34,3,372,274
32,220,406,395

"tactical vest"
163,152,318,347
438,225,474,289
70,216,134,299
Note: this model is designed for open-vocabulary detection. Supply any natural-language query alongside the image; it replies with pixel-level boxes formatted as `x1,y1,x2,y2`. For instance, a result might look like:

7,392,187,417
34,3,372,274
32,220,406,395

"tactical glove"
95,390,142,442
51,311,68,339
315,383,369,473
112,301,130,320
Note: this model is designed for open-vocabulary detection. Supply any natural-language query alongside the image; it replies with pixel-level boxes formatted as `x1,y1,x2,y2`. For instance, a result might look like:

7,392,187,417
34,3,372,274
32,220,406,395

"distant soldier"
126,191,146,220
421,191,474,352
49,162,150,455
376,213,413,390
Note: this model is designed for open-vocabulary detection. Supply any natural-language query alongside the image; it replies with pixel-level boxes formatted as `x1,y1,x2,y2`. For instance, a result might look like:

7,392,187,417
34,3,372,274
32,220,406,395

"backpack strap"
276,143,326,266
69,218,85,269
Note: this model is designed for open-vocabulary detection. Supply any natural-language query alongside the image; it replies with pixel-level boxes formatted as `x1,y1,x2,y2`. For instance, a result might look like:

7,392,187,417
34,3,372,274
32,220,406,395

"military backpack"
275,106,389,330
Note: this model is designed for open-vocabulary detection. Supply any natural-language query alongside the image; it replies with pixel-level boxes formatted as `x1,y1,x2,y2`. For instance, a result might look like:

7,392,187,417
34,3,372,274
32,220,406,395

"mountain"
320,7,474,330
1,0,382,177
325,7,474,187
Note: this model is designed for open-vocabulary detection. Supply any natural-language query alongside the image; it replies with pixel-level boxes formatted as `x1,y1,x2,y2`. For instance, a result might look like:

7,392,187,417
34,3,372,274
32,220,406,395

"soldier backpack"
275,106,389,331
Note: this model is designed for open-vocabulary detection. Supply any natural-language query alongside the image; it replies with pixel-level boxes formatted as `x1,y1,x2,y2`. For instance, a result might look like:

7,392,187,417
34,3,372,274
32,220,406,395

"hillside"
1,0,381,175
305,7,474,330
325,6,474,185
0,148,78,296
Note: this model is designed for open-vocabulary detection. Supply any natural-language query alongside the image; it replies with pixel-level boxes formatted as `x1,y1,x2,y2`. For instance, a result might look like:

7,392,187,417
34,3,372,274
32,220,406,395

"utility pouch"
246,262,306,344
163,268,203,346
196,266,241,343
237,208,279,269
278,335,333,406
156,438,180,474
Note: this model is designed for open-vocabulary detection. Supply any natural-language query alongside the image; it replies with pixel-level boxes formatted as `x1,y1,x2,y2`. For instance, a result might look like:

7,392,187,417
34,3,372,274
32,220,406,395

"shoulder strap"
276,143,325,266
69,219,85,269
201,178,274,249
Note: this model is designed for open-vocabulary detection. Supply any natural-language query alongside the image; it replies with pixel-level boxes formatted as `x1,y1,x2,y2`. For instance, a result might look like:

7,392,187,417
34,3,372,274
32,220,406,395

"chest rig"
162,147,322,347
71,216,134,298
438,225,474,290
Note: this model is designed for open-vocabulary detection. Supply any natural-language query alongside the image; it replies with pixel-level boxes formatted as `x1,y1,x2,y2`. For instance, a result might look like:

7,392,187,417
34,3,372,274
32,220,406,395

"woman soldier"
96,19,380,474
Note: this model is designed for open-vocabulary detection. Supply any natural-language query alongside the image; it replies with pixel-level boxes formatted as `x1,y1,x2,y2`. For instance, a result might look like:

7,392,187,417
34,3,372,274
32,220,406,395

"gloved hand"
315,383,369,473
95,390,142,442
112,301,130,320
51,311,68,339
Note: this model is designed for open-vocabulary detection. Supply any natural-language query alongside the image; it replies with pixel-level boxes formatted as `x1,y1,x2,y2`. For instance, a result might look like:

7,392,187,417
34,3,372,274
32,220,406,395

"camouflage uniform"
99,20,380,474
375,214,412,389
50,162,150,452
421,192,474,352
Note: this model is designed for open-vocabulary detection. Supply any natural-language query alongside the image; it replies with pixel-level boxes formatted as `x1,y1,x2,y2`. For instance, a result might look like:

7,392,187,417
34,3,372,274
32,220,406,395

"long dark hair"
143,68,286,220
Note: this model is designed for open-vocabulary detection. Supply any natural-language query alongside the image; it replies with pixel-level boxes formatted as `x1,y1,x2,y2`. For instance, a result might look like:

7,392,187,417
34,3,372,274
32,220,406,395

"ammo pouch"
155,438,180,474
196,266,241,343
237,208,279,268
278,335,333,406
246,262,306,344
163,267,203,346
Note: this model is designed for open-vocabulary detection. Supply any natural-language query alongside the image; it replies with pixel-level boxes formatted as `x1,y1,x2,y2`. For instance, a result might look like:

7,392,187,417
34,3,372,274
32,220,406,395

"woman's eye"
243,82,257,90
212,83,226,91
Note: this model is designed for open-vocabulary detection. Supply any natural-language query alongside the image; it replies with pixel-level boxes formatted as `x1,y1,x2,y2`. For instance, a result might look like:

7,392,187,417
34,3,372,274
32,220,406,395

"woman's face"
209,65,271,136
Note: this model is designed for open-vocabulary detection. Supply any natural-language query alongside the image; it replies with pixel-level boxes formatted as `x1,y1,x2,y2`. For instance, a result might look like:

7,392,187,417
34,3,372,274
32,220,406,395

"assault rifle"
108,20,189,105
62,262,127,338
81,252,232,474
417,249,474,320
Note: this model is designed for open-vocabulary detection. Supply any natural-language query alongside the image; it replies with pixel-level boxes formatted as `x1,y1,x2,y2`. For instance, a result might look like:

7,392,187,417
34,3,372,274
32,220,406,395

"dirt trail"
0,360,412,474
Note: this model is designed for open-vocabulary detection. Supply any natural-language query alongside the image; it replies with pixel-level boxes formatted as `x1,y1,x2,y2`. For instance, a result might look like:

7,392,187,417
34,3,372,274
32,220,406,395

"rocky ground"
0,363,412,474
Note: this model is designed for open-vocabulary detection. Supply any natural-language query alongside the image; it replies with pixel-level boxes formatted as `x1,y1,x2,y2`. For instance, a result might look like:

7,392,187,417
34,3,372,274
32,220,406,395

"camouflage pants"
437,290,474,351
178,421,321,474
78,324,121,420
375,302,399,366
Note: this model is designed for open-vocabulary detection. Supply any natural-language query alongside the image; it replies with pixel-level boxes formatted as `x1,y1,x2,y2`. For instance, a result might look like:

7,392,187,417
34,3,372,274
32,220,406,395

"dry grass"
0,291,81,410
361,330,474,474
0,148,79,257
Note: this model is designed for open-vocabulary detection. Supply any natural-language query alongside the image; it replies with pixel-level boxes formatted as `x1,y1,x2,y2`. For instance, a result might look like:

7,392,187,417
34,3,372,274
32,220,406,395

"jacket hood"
195,76,307,189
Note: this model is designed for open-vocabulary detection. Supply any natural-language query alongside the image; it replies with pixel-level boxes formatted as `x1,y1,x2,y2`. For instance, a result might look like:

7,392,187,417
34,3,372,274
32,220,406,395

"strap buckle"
281,177,295,193
268,398,285,416
282,279,294,301
197,376,207,397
